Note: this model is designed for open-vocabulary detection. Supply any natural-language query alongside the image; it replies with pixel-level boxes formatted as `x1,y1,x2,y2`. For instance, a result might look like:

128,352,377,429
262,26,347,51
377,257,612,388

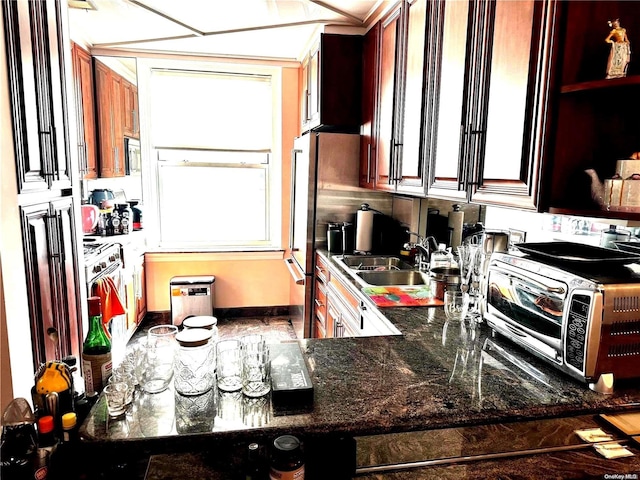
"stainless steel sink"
337,255,414,271
355,270,427,286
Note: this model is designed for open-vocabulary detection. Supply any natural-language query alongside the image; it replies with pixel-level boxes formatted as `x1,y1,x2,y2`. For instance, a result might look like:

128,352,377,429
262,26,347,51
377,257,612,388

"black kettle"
88,189,115,207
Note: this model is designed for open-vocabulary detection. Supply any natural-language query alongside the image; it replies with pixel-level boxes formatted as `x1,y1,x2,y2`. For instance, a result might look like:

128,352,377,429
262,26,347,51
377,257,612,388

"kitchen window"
142,65,281,250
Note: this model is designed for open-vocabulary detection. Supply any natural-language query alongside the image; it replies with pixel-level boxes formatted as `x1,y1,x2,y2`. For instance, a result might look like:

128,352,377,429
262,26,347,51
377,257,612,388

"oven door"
484,262,568,365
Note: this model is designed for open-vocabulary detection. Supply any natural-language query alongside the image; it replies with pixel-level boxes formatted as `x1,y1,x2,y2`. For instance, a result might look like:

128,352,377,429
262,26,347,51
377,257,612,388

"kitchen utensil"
327,223,343,253
355,204,375,253
600,225,631,249
81,204,100,234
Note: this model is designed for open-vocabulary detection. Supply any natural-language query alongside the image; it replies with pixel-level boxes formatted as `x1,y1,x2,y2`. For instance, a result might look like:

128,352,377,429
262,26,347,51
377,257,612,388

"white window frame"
136,58,282,252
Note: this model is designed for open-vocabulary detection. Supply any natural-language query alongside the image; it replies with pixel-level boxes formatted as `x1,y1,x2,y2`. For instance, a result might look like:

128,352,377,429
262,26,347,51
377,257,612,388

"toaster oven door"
485,263,568,364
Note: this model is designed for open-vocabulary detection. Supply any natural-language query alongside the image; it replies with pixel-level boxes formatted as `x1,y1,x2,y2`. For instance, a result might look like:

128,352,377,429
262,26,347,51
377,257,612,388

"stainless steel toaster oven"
484,250,640,393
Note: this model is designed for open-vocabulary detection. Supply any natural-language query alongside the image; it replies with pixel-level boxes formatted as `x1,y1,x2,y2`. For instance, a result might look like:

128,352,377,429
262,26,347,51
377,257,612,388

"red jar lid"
38,415,55,434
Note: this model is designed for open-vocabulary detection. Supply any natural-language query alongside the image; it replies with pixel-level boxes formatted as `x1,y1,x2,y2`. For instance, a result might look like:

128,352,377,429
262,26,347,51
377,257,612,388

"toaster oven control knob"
93,264,101,274
109,255,116,262
100,261,107,270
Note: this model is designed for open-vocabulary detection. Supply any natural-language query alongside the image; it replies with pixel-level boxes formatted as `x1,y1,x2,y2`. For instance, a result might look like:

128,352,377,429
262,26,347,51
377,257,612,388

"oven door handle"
506,272,566,296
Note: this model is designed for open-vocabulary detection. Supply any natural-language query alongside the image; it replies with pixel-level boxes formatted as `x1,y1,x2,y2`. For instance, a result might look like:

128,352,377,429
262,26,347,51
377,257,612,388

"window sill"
144,249,286,263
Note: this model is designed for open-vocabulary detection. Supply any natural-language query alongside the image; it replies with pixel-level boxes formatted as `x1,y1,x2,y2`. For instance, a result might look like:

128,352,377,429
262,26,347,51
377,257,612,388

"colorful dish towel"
361,286,444,307
93,276,126,324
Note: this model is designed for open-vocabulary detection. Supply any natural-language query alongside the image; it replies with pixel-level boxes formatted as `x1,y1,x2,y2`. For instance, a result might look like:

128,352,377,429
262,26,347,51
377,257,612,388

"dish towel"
93,277,126,326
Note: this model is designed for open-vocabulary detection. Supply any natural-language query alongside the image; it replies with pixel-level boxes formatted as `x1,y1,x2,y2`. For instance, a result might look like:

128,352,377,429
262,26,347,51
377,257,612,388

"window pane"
158,164,268,246
150,70,272,150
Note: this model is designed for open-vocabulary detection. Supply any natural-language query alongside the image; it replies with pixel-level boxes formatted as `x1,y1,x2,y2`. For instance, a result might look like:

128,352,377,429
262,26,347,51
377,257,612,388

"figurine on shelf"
605,18,631,79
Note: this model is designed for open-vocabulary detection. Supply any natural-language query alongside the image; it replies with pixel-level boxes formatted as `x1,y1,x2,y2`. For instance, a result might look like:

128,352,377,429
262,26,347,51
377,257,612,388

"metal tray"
613,241,640,255
514,241,640,264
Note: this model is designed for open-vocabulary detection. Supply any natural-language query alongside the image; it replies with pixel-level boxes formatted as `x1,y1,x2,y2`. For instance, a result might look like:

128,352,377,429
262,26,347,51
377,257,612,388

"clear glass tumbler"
141,325,178,394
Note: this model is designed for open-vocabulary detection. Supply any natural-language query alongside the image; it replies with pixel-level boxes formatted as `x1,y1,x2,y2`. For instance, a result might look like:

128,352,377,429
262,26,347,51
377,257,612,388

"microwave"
125,137,141,175
484,251,640,393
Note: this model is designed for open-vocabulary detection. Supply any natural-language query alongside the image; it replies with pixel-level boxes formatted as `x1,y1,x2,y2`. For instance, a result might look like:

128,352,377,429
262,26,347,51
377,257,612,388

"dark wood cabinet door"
122,79,136,139
396,0,428,195
469,0,558,209
111,74,125,176
301,34,362,133
3,0,72,194
360,24,380,189
21,198,81,368
375,5,404,192
428,0,559,209
72,43,98,179
95,60,125,178
426,0,470,202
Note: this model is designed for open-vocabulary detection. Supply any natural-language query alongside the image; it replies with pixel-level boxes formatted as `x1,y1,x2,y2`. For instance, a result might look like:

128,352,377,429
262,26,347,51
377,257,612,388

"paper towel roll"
448,206,464,248
356,209,374,253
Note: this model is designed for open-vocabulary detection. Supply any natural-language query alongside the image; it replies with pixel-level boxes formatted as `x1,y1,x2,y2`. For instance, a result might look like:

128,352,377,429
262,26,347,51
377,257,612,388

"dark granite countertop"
78,250,640,477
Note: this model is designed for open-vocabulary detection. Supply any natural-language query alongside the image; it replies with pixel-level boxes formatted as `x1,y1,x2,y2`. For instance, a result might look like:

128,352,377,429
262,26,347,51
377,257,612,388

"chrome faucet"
404,231,436,272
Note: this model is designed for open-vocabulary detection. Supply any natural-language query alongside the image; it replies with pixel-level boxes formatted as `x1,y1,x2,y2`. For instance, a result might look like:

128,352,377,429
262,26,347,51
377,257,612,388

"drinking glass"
241,335,271,398
141,325,178,394
216,340,243,392
444,290,470,323
104,382,128,417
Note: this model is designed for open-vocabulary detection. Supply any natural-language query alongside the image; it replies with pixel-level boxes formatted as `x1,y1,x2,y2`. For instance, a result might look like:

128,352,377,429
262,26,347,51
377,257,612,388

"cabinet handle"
368,143,374,184
115,146,119,173
393,142,403,182
314,299,324,308
458,125,466,190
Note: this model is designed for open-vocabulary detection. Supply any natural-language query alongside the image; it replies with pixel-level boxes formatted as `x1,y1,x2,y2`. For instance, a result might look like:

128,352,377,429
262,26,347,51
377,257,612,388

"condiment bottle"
430,243,454,270
35,415,57,480
61,412,78,444
269,435,305,480
81,297,112,397
244,442,267,480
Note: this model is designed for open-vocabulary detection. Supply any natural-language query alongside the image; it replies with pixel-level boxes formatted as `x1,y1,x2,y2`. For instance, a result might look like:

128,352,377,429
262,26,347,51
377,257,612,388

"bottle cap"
38,415,55,434
88,296,102,317
182,316,217,329
438,243,446,250
273,434,301,453
62,412,77,429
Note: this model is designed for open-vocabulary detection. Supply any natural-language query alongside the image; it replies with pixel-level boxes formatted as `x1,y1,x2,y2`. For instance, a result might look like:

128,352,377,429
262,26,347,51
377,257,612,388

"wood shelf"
561,75,640,94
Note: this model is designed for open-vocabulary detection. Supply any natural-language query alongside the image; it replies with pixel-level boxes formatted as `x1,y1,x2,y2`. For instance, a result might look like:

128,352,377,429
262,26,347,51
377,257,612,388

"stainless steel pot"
429,267,461,300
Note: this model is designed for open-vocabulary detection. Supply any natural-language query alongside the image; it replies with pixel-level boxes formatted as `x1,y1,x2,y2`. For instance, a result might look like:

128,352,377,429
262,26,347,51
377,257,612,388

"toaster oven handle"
506,272,566,295
504,323,528,338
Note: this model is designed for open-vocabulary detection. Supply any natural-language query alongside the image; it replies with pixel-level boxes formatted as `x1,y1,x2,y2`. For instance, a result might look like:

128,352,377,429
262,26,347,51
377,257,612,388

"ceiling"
68,0,391,62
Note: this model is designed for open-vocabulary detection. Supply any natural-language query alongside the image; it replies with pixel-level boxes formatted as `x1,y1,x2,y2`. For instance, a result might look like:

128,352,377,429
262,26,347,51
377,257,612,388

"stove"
83,240,122,285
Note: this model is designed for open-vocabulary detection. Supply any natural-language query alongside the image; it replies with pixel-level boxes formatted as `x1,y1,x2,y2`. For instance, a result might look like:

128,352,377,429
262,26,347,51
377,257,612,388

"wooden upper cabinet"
374,4,404,192
122,78,139,139
72,43,98,179
427,0,560,210
396,0,429,195
300,33,363,133
359,24,380,189
3,0,73,194
95,59,125,177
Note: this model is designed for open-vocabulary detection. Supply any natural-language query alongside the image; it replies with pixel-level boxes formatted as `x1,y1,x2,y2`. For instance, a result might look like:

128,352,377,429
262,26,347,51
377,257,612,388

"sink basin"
355,270,427,286
337,255,414,271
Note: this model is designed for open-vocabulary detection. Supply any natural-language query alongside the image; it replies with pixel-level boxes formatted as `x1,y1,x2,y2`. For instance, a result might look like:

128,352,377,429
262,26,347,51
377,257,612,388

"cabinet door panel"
397,0,427,193
427,0,469,201
470,0,558,209
4,0,72,193
21,198,80,367
375,8,402,191
360,25,379,189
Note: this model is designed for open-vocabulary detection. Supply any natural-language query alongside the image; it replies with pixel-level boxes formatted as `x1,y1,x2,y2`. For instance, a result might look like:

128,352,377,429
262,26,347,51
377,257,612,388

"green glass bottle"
81,297,112,397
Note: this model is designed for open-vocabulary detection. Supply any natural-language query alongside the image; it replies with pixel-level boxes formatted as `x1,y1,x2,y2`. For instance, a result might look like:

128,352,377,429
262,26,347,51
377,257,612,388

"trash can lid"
170,275,215,285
